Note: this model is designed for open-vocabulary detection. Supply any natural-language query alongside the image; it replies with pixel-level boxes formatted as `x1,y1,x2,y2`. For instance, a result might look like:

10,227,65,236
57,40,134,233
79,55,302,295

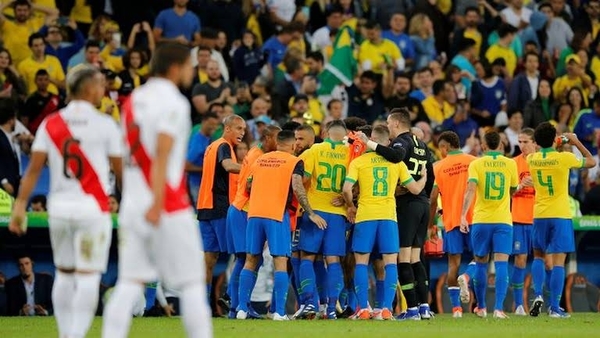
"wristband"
366,140,378,151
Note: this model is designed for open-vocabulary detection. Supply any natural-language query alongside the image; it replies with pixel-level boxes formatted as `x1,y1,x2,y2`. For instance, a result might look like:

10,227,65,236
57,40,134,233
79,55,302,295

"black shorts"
397,199,430,248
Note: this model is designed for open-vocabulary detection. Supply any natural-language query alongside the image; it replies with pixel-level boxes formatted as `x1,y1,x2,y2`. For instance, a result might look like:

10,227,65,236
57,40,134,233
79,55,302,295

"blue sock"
291,256,301,301
348,283,358,310
327,262,343,313
494,261,509,311
274,271,289,316
473,262,487,309
375,280,384,309
315,260,328,307
383,264,398,310
339,288,348,308
448,287,460,308
230,258,245,310
299,259,315,306
270,289,276,314
531,258,545,298
145,283,157,310
354,264,369,309
237,269,257,312
511,266,526,307
465,261,477,279
550,266,565,311
544,268,552,301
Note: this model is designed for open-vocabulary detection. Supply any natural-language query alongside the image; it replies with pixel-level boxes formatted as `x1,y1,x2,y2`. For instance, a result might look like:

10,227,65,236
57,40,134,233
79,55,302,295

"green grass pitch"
1,314,599,338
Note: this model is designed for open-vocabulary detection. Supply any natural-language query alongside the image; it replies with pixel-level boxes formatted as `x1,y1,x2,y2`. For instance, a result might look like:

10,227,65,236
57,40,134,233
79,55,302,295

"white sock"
70,273,101,338
102,281,144,338
52,271,75,338
181,284,213,338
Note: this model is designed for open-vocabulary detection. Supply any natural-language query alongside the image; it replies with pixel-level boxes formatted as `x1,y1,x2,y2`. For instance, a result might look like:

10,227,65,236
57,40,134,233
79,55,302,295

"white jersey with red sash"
120,78,191,215
31,100,122,215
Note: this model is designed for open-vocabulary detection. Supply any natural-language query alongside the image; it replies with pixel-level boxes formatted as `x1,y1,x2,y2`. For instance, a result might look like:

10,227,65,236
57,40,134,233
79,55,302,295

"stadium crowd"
1,0,600,324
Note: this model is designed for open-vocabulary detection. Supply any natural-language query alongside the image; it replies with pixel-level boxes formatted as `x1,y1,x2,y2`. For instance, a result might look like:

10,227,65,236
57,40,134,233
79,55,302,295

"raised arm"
566,133,597,168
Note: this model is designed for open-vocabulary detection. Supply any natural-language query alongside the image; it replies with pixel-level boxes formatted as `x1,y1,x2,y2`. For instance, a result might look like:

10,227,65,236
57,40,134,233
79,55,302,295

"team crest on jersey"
514,241,521,251
495,90,503,99
393,142,402,148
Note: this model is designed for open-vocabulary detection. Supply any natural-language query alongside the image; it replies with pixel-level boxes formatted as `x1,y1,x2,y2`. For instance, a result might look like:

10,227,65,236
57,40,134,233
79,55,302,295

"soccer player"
101,43,212,338
225,125,281,318
197,114,245,299
429,131,477,318
236,130,327,320
358,108,435,319
460,131,519,319
510,128,536,316
296,120,350,320
527,123,596,318
342,125,427,320
9,65,123,338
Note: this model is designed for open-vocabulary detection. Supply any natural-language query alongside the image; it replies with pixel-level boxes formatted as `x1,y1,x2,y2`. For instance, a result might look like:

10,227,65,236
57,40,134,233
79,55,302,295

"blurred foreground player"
102,44,212,338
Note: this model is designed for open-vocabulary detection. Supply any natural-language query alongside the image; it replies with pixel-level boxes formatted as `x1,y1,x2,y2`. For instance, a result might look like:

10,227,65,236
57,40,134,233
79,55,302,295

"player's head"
261,125,282,152
482,130,502,152
371,125,391,146
277,130,297,154
222,115,246,145
66,64,104,107
294,124,315,155
149,43,194,89
534,122,557,149
387,108,411,135
438,131,461,158
326,119,347,142
343,117,367,132
411,127,425,141
518,128,536,156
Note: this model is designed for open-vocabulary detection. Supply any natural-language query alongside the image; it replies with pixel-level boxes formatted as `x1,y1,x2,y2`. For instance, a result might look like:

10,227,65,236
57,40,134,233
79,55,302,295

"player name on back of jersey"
484,161,507,168
370,156,386,164
442,163,469,177
319,150,346,160
529,159,559,167
413,147,426,156
64,118,88,127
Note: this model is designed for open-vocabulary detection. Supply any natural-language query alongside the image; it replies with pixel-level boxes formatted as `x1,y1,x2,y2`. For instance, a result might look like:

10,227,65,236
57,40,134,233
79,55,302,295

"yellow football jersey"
358,39,402,74
527,149,585,219
485,44,517,77
468,151,518,225
18,56,65,95
345,152,413,223
303,140,350,215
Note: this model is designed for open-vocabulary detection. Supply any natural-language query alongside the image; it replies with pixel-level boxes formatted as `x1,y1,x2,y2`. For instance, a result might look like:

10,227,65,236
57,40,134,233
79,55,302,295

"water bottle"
555,134,570,147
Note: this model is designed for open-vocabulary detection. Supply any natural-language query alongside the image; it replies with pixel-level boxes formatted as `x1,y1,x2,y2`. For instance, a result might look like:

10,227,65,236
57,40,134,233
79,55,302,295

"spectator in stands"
272,57,304,119
192,60,236,115
40,19,85,73
306,51,324,77
359,21,404,74
22,69,63,135
553,55,593,103
442,99,477,146
485,24,519,79
99,69,120,121
312,5,343,51
235,141,249,163
246,98,272,142
201,28,230,82
508,52,541,112
18,33,65,96
0,99,20,197
109,194,120,214
68,40,102,71
191,46,212,87
567,87,587,127
118,49,148,98
382,12,415,69
0,0,59,65
232,31,265,85
347,70,393,124
451,7,483,59
187,112,220,206
556,30,593,77
504,109,524,156
410,66,434,102
500,0,532,31
30,194,46,212
573,96,600,162
268,0,296,28
471,61,508,127
581,174,600,215
153,0,201,47
0,48,27,102
321,98,343,130
450,37,477,96
5,255,53,316
386,72,429,125
262,25,298,69
409,13,437,70
538,2,574,59
523,79,555,129
422,79,455,127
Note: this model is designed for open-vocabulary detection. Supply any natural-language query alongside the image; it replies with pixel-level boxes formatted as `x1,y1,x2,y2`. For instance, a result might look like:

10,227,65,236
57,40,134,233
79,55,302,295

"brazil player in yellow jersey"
460,131,519,319
342,125,427,320
527,123,596,318
296,120,351,319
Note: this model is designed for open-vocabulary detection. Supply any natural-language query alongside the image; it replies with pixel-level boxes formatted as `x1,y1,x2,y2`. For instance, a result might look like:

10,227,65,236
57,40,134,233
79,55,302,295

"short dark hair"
389,108,411,126
285,58,302,75
520,127,535,139
360,70,378,82
28,32,45,47
534,122,557,148
200,28,218,40
202,112,219,121
484,130,501,150
123,48,147,69
497,23,518,38
364,20,380,30
197,45,211,54
458,38,477,52
417,66,433,75
372,124,390,140
0,99,16,125
357,125,373,137
208,102,224,113
326,119,347,131
464,6,480,16
538,2,552,11
150,43,191,77
327,5,344,16
31,194,47,207
85,40,101,50
307,51,324,64
277,130,296,143
438,131,461,149
296,124,315,135
281,121,302,131
524,51,539,62
35,69,49,78
13,0,31,9
343,117,367,131
432,80,447,95
327,98,342,110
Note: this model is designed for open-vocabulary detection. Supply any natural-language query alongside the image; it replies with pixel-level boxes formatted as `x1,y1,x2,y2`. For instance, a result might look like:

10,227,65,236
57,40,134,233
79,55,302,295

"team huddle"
5,41,596,338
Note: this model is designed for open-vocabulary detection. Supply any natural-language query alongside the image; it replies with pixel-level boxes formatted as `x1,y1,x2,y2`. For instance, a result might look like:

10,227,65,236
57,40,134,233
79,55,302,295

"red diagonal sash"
45,113,110,212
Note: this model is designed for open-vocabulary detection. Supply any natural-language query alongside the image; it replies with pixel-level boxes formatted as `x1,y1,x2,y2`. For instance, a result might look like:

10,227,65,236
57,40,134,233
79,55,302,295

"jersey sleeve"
217,143,232,164
106,120,124,157
31,120,50,153
509,160,519,188
467,161,479,184
345,159,359,184
398,162,414,186
561,152,585,169
299,147,314,177
156,102,186,138
294,160,304,176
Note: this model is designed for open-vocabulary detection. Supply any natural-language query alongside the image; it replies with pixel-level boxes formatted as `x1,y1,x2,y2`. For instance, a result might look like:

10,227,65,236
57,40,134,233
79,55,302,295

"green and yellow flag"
317,18,358,95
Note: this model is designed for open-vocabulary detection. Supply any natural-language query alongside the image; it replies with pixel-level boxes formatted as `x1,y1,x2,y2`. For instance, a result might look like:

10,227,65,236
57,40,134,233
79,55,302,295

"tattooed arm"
292,173,314,216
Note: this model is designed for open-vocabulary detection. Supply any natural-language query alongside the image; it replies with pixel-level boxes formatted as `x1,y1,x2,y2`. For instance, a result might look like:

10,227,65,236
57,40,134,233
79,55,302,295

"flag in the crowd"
317,19,358,95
